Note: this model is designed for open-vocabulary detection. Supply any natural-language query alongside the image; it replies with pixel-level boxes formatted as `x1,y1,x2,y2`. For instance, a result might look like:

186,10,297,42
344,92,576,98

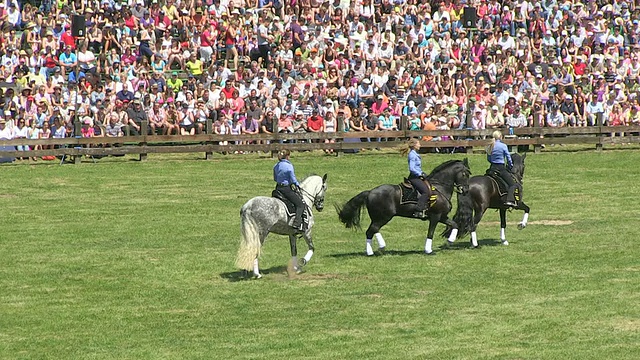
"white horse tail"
236,206,262,271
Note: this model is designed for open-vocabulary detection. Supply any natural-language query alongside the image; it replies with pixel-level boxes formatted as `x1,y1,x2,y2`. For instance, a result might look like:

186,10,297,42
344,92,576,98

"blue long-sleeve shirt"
273,159,300,186
487,140,513,168
408,149,423,176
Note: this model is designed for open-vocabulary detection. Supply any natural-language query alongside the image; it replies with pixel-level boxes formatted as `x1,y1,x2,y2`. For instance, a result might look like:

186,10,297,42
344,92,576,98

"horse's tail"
335,190,370,230
442,190,474,238
235,205,262,271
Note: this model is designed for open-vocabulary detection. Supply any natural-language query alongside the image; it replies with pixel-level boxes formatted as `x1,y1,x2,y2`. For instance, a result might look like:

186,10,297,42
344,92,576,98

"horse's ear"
322,173,328,183
522,153,527,161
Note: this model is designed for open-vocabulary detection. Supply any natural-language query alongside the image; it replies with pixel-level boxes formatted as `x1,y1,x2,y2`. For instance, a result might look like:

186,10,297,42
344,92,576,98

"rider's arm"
504,145,513,169
289,164,300,187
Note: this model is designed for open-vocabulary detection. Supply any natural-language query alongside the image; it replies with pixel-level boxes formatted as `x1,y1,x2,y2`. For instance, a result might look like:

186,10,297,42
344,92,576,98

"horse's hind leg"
365,217,391,256
253,259,262,279
470,208,485,248
499,208,509,246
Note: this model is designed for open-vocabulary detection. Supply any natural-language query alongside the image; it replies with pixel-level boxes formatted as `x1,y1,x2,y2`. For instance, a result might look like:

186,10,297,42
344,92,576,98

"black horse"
336,159,471,255
444,153,530,248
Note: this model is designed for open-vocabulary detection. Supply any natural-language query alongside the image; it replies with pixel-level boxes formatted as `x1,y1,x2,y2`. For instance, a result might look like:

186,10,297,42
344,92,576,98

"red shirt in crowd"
573,61,587,76
307,115,324,132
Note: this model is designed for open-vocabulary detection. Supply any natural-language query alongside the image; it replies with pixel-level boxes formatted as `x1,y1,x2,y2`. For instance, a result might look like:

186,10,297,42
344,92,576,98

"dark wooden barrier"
1,126,639,163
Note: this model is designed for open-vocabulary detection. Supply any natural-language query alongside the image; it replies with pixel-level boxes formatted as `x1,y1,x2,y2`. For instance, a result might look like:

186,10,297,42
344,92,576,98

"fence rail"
1,123,639,163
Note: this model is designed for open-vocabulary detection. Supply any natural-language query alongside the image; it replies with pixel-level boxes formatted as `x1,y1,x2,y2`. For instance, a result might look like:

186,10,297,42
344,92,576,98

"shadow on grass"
329,249,426,258
219,265,288,282
438,238,503,250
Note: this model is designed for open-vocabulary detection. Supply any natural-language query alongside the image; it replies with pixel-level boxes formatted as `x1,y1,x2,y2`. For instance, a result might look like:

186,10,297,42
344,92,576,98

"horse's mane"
427,160,465,178
301,174,319,183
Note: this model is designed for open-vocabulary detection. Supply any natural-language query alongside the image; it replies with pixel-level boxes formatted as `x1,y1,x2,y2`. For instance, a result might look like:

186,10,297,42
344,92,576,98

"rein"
299,185,322,209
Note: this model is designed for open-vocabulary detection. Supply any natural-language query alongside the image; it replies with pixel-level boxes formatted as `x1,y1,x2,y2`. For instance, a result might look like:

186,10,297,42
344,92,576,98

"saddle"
485,169,522,203
272,189,310,230
399,179,437,206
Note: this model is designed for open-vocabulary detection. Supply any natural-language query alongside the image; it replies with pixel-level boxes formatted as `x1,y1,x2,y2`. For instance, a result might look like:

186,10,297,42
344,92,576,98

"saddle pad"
399,184,437,206
272,190,310,227
487,176,522,202
488,177,508,198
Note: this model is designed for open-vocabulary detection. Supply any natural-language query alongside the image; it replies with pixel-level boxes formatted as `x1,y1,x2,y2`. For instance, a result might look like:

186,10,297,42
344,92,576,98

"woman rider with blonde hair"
486,130,517,207
400,138,431,219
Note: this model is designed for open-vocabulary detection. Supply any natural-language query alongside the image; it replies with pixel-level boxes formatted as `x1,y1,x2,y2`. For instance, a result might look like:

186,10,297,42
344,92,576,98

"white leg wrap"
471,232,478,247
448,228,458,243
522,213,529,225
253,258,260,277
366,239,374,256
375,233,386,249
500,228,506,242
425,238,433,254
303,250,314,263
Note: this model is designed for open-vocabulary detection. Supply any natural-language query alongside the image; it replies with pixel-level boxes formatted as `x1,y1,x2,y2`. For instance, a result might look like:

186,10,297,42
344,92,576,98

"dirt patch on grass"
612,319,640,332
0,194,17,198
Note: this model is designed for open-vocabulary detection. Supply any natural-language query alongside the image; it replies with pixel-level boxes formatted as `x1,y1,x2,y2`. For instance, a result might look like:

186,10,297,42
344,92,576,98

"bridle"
299,182,326,211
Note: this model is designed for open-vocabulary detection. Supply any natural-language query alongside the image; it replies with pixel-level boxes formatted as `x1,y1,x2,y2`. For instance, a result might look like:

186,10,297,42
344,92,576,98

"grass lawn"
1,148,639,359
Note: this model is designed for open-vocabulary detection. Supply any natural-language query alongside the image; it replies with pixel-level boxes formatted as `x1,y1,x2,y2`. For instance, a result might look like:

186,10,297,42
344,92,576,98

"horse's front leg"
299,231,315,266
499,208,509,246
517,202,530,230
424,215,440,255
441,216,459,246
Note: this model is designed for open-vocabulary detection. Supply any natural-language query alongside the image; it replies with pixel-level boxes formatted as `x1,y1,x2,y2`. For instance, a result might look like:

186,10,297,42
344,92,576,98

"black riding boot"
505,186,517,207
413,195,429,218
292,207,304,232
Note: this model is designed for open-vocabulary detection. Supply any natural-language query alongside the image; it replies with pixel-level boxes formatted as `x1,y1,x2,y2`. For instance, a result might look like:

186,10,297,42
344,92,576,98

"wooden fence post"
271,115,279,158
205,118,213,160
74,121,82,164
140,120,148,161
533,112,542,154
336,113,345,157
596,113,604,151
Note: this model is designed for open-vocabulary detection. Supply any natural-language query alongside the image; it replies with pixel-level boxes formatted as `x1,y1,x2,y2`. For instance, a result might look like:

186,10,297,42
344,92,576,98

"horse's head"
453,158,472,195
510,153,526,182
301,174,328,212
428,159,471,195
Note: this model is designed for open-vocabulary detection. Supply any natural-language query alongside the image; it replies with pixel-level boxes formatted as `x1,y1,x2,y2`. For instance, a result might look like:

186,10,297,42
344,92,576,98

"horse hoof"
378,246,386,255
425,251,436,256
502,241,509,246
471,245,480,250
517,223,526,230
254,273,263,279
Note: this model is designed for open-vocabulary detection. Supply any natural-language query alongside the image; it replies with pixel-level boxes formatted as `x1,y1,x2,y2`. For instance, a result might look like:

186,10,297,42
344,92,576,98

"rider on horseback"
402,138,431,219
273,149,305,233
486,130,517,207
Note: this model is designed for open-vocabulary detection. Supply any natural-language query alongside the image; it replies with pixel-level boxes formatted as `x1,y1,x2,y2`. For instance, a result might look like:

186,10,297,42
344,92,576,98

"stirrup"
504,201,516,207
412,210,427,219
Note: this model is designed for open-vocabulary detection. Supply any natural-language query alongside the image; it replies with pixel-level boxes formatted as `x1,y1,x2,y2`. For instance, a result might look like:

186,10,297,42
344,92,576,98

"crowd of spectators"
1,0,640,157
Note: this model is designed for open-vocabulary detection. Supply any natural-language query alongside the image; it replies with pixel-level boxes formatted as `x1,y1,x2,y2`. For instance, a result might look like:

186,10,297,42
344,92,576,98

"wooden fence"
1,119,639,163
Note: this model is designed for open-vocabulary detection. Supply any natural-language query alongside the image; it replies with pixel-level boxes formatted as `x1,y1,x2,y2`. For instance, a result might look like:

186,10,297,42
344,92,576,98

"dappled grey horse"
236,174,328,278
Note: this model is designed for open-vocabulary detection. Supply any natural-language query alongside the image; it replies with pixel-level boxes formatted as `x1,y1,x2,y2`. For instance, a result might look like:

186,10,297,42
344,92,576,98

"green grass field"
1,149,639,359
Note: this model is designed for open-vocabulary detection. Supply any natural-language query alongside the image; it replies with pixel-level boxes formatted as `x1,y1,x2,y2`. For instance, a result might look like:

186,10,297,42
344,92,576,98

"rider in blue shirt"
402,138,431,219
487,130,517,207
273,149,305,232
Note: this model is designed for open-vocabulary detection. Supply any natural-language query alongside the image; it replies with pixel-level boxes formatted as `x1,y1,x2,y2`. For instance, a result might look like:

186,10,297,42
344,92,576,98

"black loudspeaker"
71,15,86,37
463,7,477,29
